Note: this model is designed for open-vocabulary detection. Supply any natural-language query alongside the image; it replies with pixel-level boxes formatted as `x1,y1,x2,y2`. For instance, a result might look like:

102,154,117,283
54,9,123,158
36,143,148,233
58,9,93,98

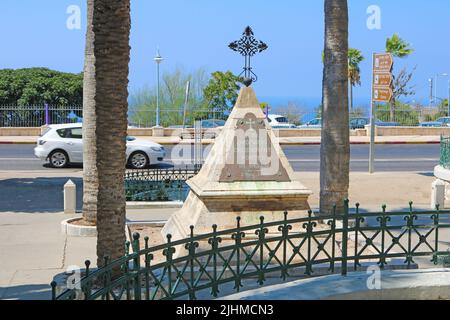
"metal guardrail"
124,167,201,202
2,105,447,128
52,200,450,300
0,105,83,127
440,136,450,170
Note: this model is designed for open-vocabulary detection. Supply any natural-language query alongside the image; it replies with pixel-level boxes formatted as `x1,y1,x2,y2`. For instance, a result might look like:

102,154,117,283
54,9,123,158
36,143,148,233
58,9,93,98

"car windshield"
127,136,136,142
275,117,288,123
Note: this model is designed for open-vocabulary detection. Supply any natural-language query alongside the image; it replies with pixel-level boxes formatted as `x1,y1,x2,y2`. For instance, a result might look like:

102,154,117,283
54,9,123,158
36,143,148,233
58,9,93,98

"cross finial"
229,26,268,87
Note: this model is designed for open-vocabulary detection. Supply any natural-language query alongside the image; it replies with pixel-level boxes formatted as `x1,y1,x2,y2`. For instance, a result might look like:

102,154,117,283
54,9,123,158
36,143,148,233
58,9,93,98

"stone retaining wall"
2,126,450,137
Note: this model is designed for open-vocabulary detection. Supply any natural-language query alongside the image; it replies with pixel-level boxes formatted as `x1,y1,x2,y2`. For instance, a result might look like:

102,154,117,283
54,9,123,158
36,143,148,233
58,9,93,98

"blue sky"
0,0,449,108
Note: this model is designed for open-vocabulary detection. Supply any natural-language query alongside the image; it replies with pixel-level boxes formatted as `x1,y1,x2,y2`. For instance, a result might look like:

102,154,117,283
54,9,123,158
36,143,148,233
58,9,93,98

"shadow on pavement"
0,177,83,213
0,284,51,300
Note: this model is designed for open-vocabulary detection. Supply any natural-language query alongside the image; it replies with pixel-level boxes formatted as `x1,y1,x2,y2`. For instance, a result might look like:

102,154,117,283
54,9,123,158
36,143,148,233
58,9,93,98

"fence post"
341,199,349,276
45,103,50,126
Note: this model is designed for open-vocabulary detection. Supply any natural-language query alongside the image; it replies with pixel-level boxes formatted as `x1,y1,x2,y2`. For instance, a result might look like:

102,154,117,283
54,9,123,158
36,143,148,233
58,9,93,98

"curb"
126,201,183,209
61,218,97,237
0,141,36,145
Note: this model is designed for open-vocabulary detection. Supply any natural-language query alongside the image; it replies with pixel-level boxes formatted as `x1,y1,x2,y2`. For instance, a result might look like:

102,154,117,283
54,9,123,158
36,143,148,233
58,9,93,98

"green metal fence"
440,136,450,170
52,200,450,300
125,167,200,202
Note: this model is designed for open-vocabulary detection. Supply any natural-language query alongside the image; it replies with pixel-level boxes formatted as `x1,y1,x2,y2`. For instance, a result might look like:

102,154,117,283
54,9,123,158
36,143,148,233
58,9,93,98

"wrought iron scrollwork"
229,26,268,86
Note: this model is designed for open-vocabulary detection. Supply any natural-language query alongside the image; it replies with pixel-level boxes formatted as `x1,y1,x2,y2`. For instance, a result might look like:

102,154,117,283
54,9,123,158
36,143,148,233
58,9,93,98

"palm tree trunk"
82,0,131,266
389,100,395,122
349,79,353,112
320,0,350,215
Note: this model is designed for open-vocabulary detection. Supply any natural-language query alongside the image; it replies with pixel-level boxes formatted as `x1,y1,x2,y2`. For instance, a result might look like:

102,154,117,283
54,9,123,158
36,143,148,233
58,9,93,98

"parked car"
34,123,166,169
349,117,369,129
267,114,297,129
200,119,226,128
419,117,450,127
376,119,400,127
298,118,322,128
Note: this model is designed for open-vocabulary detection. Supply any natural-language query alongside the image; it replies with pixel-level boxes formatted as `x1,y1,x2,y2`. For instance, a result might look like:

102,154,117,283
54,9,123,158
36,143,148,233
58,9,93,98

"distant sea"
258,96,372,122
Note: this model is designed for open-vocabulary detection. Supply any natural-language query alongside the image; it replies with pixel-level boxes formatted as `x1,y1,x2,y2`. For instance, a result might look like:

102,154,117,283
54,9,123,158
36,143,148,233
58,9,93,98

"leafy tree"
385,34,414,121
0,68,83,106
347,48,364,111
392,66,416,105
202,71,243,114
386,33,414,58
276,102,305,125
129,67,209,127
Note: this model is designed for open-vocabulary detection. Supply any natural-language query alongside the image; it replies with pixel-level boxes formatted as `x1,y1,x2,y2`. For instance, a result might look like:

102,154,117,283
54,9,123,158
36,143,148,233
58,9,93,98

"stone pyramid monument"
162,86,312,241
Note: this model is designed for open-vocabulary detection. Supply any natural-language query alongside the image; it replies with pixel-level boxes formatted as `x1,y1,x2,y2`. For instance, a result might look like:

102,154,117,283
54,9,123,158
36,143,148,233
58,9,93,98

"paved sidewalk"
0,171,440,300
0,135,442,145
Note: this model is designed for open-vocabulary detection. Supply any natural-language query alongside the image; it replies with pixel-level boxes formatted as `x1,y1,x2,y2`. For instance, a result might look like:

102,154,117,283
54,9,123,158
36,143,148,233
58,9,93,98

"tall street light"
435,72,448,107
429,78,434,107
154,48,164,127
448,80,450,117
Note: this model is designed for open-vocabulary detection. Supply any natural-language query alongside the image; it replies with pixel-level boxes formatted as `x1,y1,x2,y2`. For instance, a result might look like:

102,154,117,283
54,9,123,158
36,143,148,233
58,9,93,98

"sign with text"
373,72,393,87
373,53,393,73
372,87,393,102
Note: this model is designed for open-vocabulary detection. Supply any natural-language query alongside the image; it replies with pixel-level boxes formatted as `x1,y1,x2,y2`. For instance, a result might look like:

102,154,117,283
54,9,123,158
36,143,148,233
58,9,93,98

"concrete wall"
373,126,450,136
0,127,42,136
2,126,450,137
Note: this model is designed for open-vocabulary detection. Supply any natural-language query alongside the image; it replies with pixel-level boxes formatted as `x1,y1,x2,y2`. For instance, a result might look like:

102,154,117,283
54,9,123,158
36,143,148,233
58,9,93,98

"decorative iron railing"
125,166,201,202
52,200,450,300
440,135,450,170
0,105,83,127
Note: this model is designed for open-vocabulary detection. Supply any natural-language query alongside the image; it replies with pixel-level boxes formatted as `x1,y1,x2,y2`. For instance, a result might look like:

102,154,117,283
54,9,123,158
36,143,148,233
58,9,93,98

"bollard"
431,179,445,210
64,180,77,214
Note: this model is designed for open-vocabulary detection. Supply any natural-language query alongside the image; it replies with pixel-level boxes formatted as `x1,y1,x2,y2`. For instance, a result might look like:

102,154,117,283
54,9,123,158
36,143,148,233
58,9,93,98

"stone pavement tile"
127,208,176,223
64,236,97,269
0,213,71,270
295,171,434,210
0,270,17,287
1,268,63,300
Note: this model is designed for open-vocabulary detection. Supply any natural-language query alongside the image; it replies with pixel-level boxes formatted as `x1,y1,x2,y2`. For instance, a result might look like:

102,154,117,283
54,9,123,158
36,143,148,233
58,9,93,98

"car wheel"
129,152,149,169
49,150,69,168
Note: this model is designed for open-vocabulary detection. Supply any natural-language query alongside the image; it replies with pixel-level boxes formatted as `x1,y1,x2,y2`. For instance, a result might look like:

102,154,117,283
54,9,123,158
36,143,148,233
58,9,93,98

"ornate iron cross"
229,26,268,86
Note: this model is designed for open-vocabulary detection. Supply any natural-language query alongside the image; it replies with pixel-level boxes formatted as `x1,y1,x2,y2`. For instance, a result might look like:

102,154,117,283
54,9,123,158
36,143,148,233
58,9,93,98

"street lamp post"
154,48,164,127
429,78,434,107
435,73,448,107
448,80,450,117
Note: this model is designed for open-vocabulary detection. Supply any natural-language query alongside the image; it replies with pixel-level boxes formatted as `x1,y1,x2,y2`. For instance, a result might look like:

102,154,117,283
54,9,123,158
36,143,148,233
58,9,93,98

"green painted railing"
52,200,450,300
440,136,450,170
125,167,200,202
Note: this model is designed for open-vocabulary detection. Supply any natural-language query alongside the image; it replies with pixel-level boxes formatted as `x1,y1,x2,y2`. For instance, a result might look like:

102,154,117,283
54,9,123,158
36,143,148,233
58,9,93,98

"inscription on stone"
220,113,290,182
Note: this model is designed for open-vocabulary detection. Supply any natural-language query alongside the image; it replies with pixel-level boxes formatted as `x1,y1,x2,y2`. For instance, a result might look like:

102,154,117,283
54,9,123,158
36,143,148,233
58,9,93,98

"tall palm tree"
386,33,414,58
82,0,131,266
385,34,414,121
348,48,364,112
320,0,350,215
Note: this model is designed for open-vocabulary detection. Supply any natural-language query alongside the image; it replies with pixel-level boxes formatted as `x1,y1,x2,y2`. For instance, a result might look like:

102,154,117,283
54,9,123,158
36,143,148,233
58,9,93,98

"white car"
267,114,297,129
34,123,166,169
298,118,322,128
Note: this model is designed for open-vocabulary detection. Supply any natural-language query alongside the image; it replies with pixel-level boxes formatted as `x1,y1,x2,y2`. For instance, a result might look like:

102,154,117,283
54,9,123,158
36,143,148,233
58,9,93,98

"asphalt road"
0,144,440,173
